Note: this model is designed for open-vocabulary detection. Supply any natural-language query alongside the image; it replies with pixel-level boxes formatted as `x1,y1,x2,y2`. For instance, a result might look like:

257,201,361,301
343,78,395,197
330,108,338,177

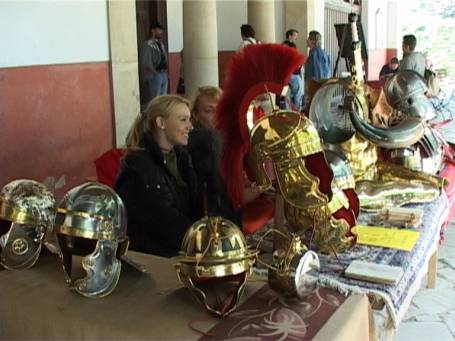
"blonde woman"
115,95,200,257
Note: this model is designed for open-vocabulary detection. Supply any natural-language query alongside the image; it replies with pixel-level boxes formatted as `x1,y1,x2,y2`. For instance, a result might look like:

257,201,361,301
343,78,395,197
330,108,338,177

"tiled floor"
395,222,455,340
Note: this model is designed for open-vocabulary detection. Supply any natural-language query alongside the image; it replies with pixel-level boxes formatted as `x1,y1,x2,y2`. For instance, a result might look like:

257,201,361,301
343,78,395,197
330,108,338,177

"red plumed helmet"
216,44,305,207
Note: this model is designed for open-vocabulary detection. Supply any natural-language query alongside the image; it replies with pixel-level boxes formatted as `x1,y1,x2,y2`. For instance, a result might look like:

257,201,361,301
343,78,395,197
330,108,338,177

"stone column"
183,0,219,98
107,0,140,147
248,0,276,43
386,0,400,54
285,0,325,52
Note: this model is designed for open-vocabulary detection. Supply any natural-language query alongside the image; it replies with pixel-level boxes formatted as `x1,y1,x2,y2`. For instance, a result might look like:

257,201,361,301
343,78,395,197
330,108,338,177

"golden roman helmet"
175,216,257,316
0,179,55,270
250,110,329,210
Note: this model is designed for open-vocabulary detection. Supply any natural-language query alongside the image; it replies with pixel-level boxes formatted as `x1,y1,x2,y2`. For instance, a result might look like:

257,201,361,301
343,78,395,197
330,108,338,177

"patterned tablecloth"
249,193,449,328
199,285,348,341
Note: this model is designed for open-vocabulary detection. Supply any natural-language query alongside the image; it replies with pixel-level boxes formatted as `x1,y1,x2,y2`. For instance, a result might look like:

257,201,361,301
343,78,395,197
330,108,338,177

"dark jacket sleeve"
188,128,242,226
188,128,223,193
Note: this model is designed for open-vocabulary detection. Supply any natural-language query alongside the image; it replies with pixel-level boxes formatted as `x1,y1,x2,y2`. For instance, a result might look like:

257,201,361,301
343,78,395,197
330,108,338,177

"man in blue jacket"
304,30,331,110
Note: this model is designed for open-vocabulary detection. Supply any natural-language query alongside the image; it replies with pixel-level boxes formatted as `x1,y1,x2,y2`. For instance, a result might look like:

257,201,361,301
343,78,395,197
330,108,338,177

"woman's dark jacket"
188,127,241,225
115,133,201,257
115,130,239,258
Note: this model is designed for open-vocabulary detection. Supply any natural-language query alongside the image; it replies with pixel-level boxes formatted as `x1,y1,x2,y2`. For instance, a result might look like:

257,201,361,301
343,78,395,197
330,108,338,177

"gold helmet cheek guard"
176,266,249,316
249,111,330,210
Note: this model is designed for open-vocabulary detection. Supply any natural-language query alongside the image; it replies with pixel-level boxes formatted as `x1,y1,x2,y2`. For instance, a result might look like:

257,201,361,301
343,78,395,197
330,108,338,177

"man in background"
283,29,303,110
398,34,426,77
283,28,299,48
304,30,331,110
140,22,168,106
379,57,400,80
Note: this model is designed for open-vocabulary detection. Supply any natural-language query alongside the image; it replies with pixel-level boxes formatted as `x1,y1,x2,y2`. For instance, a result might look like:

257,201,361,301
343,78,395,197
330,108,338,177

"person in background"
283,29,303,110
190,86,222,130
177,49,185,95
140,22,169,106
283,28,299,48
188,86,266,225
115,95,198,257
188,86,224,202
238,24,258,51
398,34,426,77
379,57,400,80
304,30,331,110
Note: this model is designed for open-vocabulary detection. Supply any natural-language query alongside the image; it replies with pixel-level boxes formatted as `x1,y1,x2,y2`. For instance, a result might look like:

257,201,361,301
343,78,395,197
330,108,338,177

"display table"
249,193,449,331
314,194,448,328
0,251,373,340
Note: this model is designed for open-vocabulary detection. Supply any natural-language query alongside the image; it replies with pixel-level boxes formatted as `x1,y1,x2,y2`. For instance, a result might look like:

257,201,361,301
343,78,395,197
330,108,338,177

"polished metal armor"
250,110,328,209
383,127,444,175
249,110,358,253
0,179,55,270
380,71,442,174
384,70,436,121
175,216,257,316
55,182,128,298
308,13,445,211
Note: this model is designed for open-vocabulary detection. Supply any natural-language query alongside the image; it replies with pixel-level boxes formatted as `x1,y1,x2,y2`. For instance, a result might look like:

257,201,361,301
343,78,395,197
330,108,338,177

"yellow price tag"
352,225,420,251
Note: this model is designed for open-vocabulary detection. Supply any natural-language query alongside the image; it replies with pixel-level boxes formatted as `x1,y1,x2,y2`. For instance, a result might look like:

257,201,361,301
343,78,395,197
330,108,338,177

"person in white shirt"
398,34,426,77
238,24,258,51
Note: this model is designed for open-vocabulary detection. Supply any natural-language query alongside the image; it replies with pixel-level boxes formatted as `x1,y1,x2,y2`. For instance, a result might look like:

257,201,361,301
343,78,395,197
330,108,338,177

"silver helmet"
55,182,128,298
384,70,436,121
0,179,55,270
383,127,444,175
309,80,426,149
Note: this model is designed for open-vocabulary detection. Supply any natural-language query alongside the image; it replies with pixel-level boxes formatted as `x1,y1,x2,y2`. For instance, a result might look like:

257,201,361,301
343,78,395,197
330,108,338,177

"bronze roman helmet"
0,179,55,270
175,216,257,316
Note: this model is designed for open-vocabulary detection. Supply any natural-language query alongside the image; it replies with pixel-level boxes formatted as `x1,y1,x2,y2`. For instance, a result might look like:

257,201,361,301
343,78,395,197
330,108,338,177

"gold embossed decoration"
250,110,359,254
175,216,257,316
250,111,328,208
